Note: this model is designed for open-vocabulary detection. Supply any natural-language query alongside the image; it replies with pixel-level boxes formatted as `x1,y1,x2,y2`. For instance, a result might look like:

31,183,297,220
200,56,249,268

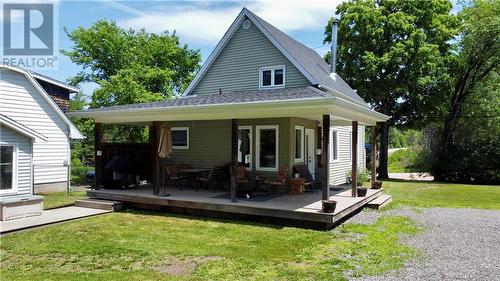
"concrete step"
75,199,123,211
366,194,392,210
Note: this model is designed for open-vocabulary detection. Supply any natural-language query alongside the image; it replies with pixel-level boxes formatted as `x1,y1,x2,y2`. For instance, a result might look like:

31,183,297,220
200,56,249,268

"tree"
69,91,94,165
63,20,201,142
434,0,500,181
324,0,458,178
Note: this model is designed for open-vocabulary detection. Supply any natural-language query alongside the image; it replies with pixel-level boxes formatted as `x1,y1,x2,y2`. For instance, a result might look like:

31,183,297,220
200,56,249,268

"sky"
3,0,462,96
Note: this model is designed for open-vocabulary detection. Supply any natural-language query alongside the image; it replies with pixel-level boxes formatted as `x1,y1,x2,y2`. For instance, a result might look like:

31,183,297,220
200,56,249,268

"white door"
305,129,315,178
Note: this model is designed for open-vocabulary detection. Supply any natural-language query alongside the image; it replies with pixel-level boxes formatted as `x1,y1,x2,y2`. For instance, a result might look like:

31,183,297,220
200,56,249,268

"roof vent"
242,19,251,30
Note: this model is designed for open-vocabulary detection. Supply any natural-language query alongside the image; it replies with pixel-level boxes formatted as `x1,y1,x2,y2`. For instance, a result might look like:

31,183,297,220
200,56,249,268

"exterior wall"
329,125,366,186
36,79,70,112
192,16,310,95
0,69,70,186
0,126,32,197
289,117,318,170
34,181,67,193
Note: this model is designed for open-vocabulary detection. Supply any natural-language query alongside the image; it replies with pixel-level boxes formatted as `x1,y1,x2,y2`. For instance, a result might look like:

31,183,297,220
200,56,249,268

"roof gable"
182,8,368,106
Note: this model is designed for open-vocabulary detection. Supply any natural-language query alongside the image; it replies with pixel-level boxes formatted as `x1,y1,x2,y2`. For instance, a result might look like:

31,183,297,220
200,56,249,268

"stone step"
75,199,123,211
366,194,392,210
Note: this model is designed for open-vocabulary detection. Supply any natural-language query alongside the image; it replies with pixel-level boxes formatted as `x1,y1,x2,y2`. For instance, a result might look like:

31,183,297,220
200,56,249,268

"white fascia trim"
181,8,319,96
1,65,85,139
318,84,370,108
332,94,390,122
31,73,79,92
181,10,248,96
0,115,48,142
69,96,334,118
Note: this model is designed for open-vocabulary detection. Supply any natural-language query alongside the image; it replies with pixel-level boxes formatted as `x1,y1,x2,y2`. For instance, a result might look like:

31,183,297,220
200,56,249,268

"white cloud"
110,0,343,45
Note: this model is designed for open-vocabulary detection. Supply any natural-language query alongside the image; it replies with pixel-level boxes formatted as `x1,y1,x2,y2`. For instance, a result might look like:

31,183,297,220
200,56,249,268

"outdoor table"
179,168,211,189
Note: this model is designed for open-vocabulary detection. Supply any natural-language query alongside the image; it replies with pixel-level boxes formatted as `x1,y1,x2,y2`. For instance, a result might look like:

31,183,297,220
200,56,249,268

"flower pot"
371,181,383,189
357,187,368,197
321,200,337,213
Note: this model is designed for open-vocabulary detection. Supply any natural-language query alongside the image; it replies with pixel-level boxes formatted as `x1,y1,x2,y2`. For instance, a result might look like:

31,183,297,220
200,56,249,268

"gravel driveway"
351,207,500,281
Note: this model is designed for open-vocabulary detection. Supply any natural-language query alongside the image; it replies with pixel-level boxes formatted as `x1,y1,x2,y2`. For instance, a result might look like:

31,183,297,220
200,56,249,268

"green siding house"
71,8,389,201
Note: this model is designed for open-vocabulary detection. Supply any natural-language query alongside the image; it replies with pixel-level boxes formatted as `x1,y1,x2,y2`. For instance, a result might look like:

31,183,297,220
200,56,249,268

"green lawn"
38,191,87,210
382,180,500,209
0,211,419,281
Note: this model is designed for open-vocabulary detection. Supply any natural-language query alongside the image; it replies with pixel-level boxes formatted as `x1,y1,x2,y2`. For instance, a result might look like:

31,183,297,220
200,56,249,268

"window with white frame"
259,65,285,89
330,130,339,162
256,125,279,171
238,126,252,170
171,127,189,149
294,126,304,162
0,145,17,193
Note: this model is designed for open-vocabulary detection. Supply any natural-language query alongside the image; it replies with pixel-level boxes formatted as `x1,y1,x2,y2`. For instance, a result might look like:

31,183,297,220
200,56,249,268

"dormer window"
259,65,285,89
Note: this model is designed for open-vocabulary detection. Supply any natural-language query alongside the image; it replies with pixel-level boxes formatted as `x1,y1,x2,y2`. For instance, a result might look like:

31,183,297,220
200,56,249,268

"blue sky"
5,0,461,96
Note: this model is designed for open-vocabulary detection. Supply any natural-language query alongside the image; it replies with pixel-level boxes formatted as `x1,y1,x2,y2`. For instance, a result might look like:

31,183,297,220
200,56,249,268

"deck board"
87,187,383,226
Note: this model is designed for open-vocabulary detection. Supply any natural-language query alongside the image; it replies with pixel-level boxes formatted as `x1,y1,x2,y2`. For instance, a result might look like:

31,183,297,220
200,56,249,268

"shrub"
71,165,93,185
388,146,431,173
347,169,371,186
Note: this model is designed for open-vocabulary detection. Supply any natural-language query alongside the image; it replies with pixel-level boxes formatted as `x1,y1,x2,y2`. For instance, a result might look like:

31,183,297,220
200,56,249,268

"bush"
388,146,431,173
71,164,93,185
347,169,371,186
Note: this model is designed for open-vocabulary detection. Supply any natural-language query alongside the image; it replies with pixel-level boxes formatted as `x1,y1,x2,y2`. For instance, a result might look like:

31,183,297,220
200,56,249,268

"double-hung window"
259,65,285,89
0,145,17,193
256,125,279,171
171,127,189,149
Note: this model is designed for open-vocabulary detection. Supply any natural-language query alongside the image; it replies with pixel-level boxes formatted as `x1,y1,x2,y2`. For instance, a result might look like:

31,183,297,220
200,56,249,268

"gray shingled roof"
74,86,333,113
246,9,367,104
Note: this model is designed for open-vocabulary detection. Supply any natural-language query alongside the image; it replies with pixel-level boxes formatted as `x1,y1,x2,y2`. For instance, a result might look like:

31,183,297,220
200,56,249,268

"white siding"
0,69,69,185
329,125,366,186
0,126,32,197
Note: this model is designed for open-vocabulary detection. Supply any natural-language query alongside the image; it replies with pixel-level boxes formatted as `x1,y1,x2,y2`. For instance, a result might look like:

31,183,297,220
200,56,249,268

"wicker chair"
264,167,289,192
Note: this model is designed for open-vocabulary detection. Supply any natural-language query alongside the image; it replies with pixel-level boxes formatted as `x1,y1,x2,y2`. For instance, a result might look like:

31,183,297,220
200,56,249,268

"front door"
305,129,315,178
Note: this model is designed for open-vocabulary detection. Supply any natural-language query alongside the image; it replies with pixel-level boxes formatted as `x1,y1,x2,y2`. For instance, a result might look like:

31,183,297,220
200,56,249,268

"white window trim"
255,125,279,171
0,144,18,195
171,127,189,150
330,129,340,163
238,126,253,171
259,65,286,89
294,126,304,162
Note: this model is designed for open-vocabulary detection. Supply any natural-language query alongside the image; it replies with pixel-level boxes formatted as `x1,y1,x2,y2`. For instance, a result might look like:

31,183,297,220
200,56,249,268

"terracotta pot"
371,181,383,189
321,200,337,213
357,187,368,197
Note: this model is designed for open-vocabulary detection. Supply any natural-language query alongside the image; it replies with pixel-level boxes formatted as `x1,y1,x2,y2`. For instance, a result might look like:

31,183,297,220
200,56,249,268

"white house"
0,65,83,220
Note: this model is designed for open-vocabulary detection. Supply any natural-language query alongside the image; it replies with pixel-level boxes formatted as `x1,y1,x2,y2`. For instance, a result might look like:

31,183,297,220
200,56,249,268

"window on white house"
238,126,252,170
171,127,189,149
259,66,285,89
330,130,339,162
295,126,304,162
0,146,16,192
256,125,278,171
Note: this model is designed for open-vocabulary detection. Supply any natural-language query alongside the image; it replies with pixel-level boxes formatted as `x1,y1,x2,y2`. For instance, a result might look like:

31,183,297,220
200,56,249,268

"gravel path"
350,207,500,281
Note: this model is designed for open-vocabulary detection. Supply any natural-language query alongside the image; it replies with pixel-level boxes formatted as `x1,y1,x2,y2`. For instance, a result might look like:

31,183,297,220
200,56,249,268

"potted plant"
371,181,383,189
346,169,370,187
321,200,337,213
357,187,368,197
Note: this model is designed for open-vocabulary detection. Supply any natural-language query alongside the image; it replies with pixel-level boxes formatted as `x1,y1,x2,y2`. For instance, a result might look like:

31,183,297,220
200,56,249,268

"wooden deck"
87,187,383,228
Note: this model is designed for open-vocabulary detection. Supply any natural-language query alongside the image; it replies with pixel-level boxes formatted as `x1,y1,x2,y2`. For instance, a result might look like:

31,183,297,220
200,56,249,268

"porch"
86,185,383,228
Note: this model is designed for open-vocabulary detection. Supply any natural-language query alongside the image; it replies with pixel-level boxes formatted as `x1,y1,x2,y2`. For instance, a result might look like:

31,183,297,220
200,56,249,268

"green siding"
192,17,310,95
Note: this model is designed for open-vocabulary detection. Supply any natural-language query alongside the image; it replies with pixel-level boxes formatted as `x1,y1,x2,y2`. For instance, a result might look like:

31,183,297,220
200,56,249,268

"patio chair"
196,166,226,192
166,164,185,189
264,166,289,192
292,164,321,192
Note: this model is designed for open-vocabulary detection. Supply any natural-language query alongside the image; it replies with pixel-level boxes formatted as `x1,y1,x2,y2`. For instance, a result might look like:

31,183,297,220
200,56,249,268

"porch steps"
75,199,123,211
366,194,392,210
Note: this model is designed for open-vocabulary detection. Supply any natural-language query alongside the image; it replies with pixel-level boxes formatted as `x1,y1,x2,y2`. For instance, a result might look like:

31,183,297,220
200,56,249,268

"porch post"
230,119,238,202
371,125,377,187
150,122,160,195
94,123,102,189
321,115,330,201
351,121,358,197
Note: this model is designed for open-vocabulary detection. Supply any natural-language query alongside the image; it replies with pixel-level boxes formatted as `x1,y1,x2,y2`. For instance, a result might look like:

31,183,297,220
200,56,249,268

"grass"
382,179,500,209
388,147,430,173
38,191,87,210
0,211,419,281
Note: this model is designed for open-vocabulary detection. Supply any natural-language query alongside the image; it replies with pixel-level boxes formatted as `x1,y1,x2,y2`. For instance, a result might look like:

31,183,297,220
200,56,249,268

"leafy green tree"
63,20,201,142
69,91,94,165
434,0,500,182
324,0,458,178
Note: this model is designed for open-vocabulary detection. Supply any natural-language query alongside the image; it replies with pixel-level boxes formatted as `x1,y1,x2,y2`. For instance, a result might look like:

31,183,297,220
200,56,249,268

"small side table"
288,178,305,194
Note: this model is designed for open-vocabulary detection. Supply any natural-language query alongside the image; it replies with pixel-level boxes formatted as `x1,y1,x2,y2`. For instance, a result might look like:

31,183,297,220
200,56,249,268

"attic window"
259,65,285,89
